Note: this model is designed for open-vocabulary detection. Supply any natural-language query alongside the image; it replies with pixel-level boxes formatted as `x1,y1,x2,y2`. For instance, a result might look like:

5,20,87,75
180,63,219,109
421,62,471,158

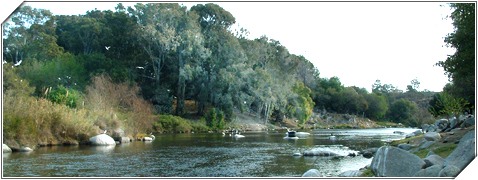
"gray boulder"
421,124,430,133
398,144,413,151
449,117,459,129
360,147,378,158
443,130,475,170
423,155,445,168
439,165,461,177
419,141,435,150
302,169,322,177
303,150,339,156
426,124,438,133
89,134,116,146
435,119,449,130
414,164,442,177
462,116,475,128
338,170,362,177
371,146,425,177
424,132,441,141
3,144,12,153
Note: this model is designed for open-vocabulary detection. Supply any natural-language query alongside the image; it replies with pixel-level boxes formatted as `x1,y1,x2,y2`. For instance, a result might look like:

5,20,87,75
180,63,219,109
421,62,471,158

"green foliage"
437,3,475,109
154,115,193,133
46,85,81,108
388,99,419,127
428,91,469,118
365,93,388,120
205,108,225,130
288,82,315,126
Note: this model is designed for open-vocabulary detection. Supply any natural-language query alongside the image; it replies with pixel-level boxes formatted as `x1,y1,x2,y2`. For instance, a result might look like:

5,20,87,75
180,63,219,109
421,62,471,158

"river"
2,128,419,177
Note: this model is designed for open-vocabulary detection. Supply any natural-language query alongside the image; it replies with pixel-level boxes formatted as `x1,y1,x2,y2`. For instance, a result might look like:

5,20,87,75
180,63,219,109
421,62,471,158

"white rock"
3,144,12,153
89,134,116,146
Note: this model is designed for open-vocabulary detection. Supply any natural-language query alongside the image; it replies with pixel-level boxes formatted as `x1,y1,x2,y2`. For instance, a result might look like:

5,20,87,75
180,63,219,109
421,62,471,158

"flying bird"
14,60,22,66
105,46,111,50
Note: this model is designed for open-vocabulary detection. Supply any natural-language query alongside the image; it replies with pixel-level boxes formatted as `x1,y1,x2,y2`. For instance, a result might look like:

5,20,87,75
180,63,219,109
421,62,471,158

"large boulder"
414,164,442,177
3,144,12,153
371,146,425,177
303,150,339,156
443,130,475,170
302,169,321,177
419,141,435,150
89,134,116,146
424,132,441,141
398,144,413,151
462,115,475,128
435,119,449,130
423,154,445,168
439,165,461,177
338,170,362,177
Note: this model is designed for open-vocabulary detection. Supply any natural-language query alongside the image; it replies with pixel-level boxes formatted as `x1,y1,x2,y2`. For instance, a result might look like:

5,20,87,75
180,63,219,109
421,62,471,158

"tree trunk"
176,49,185,116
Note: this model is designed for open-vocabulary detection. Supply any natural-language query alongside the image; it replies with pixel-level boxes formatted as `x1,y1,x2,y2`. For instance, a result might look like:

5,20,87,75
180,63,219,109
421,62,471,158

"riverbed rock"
360,147,378,158
302,169,322,177
423,154,445,168
414,164,442,177
398,144,413,151
462,115,475,128
424,132,441,141
419,141,435,150
89,134,116,146
443,130,475,170
17,147,33,152
371,146,425,177
421,124,430,133
338,170,362,177
439,165,461,177
435,119,449,130
3,144,12,153
303,150,339,156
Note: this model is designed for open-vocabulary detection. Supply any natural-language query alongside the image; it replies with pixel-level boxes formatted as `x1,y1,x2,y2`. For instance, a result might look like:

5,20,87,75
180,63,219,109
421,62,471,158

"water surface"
2,128,418,177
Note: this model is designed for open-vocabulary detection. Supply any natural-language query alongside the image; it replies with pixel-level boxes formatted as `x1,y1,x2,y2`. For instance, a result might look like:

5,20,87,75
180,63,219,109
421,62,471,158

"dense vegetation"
2,3,474,147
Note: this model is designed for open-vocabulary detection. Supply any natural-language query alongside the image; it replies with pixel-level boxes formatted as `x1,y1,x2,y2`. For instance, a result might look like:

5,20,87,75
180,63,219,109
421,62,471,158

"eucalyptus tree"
190,3,249,117
3,6,63,63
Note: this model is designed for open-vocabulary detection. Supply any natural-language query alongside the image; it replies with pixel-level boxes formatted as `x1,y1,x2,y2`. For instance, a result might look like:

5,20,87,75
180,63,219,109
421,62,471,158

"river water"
2,128,419,177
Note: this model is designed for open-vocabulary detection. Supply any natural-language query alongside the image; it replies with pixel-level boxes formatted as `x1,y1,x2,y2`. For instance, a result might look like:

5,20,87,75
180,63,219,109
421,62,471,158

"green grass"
435,144,458,158
360,168,375,177
390,134,424,146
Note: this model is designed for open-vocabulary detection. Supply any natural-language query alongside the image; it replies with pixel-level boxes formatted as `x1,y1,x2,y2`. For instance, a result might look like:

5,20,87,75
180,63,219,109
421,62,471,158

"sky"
2,0,456,92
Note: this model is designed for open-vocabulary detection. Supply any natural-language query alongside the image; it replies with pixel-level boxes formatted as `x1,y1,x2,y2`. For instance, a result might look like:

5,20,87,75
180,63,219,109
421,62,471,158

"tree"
428,90,469,118
3,6,64,63
388,99,419,126
365,93,389,120
437,3,475,109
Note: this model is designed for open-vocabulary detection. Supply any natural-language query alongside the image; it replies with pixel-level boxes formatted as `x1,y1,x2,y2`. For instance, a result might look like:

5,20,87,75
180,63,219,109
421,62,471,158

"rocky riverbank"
301,115,476,177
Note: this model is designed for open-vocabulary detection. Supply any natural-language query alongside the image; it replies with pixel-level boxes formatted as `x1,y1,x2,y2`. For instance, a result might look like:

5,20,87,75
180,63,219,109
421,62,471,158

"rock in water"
371,146,425,177
89,134,116,146
3,144,12,153
302,169,321,177
303,150,339,156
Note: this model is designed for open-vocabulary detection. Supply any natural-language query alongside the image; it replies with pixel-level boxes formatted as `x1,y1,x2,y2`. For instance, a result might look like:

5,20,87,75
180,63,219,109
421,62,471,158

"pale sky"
3,1,456,92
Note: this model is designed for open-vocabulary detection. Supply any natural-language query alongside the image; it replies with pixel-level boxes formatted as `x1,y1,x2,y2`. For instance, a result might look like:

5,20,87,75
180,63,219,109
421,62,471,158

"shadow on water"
2,128,419,177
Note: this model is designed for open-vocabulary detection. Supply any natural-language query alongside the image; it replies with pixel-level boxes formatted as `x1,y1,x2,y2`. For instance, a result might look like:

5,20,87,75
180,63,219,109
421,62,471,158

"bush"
154,115,192,133
46,85,81,108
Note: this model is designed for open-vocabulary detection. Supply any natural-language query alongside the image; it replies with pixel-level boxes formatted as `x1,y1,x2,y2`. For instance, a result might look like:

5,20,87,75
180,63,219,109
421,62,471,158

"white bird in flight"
14,60,22,66
105,46,111,50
